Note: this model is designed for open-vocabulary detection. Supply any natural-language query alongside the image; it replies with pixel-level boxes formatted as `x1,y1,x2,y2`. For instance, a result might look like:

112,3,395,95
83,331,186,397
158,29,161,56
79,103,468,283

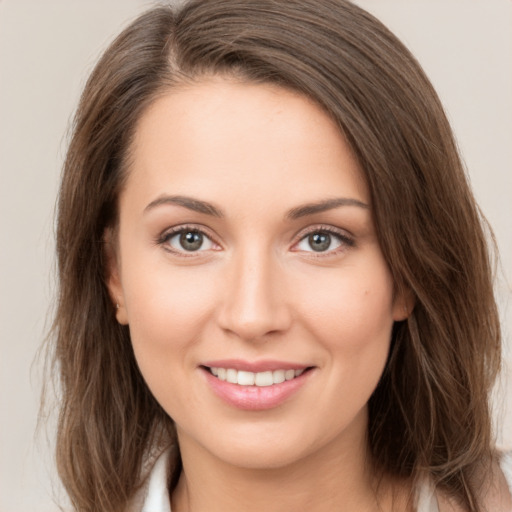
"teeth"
237,370,255,386
209,367,306,386
255,371,273,387
273,369,285,384
226,368,237,384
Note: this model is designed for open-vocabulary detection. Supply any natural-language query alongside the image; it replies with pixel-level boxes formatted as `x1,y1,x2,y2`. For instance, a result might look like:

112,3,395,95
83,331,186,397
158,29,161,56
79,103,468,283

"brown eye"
164,229,215,253
308,232,332,252
179,231,203,251
297,231,342,253
294,227,354,255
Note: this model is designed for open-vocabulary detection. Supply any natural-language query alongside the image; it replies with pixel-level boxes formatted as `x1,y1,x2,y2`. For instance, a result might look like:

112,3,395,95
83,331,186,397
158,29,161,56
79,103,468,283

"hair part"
50,2,501,511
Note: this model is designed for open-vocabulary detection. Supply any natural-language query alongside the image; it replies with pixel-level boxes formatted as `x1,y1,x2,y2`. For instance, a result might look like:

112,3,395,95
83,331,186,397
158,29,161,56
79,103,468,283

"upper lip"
201,359,311,372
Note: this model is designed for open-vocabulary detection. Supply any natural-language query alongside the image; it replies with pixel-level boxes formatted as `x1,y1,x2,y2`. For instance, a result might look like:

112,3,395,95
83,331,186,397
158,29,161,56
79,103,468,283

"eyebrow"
285,197,369,219
144,195,224,217
143,194,369,219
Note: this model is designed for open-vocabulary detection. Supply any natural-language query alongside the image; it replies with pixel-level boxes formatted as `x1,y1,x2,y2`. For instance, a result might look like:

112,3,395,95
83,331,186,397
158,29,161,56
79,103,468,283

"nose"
216,247,292,342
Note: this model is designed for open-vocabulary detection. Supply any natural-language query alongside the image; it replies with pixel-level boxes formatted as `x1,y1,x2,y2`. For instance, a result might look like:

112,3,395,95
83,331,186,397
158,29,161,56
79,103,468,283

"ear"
392,285,415,322
103,228,129,325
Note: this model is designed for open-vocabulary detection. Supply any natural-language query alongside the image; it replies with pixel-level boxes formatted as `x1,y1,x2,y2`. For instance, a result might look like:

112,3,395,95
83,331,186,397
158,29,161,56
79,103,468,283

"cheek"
131,272,215,329
299,265,395,418
120,253,219,371
292,257,395,410
121,262,222,419
295,262,396,352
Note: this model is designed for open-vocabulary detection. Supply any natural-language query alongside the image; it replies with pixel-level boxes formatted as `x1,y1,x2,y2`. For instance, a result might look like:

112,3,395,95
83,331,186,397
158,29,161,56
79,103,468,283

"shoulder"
501,451,512,496
478,451,512,512
125,448,172,512
494,451,512,511
435,451,512,512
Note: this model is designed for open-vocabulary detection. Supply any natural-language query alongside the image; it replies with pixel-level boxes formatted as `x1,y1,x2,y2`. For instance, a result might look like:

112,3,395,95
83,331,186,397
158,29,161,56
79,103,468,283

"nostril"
215,261,292,341
217,305,292,342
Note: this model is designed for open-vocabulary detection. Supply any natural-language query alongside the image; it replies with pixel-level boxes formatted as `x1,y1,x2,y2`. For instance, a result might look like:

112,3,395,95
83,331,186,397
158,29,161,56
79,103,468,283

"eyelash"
291,225,355,258
156,224,220,257
155,224,355,257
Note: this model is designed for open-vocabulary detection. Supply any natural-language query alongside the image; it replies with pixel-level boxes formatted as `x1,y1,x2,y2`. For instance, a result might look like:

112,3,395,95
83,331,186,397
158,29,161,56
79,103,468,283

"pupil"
309,232,331,252
180,231,203,251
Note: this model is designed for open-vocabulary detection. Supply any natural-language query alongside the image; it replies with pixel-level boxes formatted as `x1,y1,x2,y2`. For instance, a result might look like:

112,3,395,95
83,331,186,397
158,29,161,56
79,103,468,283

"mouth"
200,359,315,410
203,366,311,387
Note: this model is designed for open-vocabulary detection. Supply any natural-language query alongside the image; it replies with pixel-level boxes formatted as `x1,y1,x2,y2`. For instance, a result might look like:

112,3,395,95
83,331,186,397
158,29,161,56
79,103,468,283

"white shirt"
128,449,512,512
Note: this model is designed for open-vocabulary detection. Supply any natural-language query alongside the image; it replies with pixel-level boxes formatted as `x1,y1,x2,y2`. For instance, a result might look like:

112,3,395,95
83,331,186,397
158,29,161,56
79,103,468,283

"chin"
187,414,360,472
211,438,314,470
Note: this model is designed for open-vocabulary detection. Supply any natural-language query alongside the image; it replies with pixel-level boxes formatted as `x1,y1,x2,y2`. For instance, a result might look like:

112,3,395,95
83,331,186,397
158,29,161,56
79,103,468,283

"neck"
171,412,408,512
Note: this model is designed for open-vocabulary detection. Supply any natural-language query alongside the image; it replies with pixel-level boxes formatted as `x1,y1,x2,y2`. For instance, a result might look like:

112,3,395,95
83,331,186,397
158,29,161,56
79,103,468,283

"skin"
107,78,412,512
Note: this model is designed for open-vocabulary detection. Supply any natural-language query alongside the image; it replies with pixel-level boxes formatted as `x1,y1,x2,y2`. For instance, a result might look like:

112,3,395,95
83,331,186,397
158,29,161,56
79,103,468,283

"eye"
160,227,216,253
294,228,354,254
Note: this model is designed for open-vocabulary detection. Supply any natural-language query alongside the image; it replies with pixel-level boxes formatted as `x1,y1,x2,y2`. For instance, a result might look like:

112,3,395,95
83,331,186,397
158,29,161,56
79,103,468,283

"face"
108,79,408,470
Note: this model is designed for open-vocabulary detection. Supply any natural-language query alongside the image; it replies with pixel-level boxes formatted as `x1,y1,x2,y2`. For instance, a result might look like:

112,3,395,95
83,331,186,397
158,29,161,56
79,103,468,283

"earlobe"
392,287,415,322
103,228,129,325
114,301,129,325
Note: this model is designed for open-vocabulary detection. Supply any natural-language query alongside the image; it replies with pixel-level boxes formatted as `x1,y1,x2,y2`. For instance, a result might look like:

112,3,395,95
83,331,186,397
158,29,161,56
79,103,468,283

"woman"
50,1,511,511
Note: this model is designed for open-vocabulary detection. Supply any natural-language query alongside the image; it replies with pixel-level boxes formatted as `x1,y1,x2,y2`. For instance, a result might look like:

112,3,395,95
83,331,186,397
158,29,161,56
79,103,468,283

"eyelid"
155,222,354,257
156,223,222,255
291,224,355,255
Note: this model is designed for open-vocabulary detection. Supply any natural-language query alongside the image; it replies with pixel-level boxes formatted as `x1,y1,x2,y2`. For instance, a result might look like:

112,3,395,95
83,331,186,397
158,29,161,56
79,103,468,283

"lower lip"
203,368,312,411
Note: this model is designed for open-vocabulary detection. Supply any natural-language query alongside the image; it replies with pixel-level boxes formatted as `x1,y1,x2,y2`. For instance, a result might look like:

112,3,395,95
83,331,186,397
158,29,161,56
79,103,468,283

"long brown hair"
50,1,501,510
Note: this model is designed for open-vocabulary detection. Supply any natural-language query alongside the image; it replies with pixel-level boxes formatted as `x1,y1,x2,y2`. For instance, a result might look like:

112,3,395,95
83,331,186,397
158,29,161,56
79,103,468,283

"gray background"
1,1,511,510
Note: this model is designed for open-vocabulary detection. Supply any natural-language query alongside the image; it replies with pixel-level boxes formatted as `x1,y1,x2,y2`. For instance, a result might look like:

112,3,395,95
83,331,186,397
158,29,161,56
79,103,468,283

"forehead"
124,78,368,210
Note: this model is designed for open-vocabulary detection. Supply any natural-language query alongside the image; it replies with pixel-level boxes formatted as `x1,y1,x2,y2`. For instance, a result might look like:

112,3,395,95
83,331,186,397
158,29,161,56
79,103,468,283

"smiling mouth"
204,366,311,387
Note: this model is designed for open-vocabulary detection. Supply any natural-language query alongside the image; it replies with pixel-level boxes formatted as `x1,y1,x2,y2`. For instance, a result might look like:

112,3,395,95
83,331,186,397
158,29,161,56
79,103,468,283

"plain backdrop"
0,1,511,511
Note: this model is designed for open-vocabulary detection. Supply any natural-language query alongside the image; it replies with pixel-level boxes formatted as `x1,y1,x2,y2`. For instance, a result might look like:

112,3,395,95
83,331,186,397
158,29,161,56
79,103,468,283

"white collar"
141,449,172,512
126,448,172,512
